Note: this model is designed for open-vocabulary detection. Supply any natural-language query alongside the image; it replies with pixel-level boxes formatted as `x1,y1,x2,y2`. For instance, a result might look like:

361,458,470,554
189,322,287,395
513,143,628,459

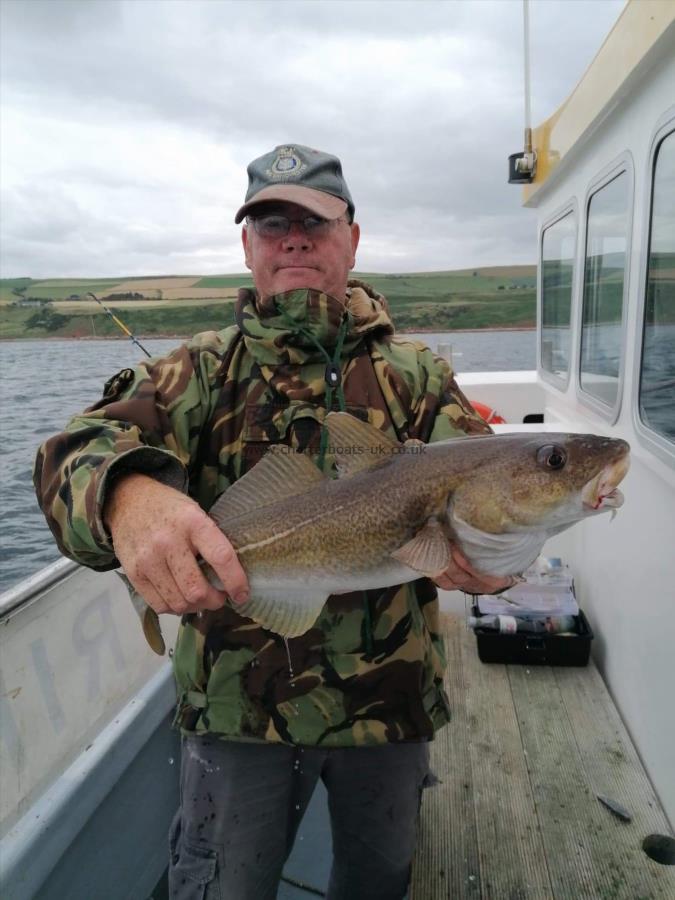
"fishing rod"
85,292,151,358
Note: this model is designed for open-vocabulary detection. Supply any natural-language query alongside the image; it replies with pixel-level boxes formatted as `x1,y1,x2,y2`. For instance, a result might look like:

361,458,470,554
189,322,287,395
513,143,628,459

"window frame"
537,200,578,391
575,153,634,424
632,109,675,467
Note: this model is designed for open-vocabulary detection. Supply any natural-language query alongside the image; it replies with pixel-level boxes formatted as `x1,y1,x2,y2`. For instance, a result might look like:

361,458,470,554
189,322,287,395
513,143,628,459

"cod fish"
128,412,629,652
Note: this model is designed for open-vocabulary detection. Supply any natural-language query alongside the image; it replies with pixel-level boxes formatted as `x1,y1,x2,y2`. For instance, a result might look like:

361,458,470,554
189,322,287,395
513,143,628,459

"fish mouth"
581,454,630,512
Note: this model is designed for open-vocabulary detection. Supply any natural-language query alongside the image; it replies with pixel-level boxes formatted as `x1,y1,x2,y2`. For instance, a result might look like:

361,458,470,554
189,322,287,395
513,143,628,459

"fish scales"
226,455,443,578
222,431,568,575
126,413,630,647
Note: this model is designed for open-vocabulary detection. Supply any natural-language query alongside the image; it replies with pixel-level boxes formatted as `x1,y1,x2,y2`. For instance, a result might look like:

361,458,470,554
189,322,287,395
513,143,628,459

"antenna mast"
523,0,532,155
508,0,537,184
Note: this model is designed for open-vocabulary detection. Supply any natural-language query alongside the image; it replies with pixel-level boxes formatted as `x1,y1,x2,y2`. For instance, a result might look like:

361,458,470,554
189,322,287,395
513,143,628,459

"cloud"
0,0,626,278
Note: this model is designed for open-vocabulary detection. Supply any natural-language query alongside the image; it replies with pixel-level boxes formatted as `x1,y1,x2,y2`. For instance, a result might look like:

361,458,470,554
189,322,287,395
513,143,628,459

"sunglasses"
248,214,348,239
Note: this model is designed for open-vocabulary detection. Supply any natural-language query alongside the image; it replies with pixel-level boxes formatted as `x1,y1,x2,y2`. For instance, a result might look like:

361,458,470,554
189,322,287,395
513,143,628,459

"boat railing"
0,558,79,620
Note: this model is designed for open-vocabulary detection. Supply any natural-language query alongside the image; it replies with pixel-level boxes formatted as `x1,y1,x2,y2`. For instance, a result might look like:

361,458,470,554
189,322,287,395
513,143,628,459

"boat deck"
278,610,674,899
410,613,675,899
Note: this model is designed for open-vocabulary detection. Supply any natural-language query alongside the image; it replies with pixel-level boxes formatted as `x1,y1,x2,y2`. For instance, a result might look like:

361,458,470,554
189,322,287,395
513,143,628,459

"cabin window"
580,172,629,407
541,211,575,380
639,130,675,444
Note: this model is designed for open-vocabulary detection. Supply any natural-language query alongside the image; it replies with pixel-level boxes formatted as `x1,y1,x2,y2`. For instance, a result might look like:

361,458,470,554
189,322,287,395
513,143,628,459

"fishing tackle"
86,292,151,358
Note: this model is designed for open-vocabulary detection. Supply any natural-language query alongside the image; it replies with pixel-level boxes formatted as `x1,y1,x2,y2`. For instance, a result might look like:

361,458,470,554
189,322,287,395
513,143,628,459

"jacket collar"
234,280,394,368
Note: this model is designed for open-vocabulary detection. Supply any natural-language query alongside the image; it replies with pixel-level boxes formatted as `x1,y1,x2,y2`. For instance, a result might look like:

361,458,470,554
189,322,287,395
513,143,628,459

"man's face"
242,201,360,299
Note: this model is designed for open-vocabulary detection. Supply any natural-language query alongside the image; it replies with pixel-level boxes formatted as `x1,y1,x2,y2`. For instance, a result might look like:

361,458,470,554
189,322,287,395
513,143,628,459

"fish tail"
116,571,166,655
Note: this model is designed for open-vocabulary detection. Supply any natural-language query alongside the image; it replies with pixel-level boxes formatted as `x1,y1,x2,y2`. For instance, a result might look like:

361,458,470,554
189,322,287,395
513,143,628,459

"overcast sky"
0,0,626,278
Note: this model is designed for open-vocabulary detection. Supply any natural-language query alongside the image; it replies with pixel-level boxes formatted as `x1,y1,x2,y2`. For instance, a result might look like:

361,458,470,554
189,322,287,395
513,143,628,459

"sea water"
0,331,535,593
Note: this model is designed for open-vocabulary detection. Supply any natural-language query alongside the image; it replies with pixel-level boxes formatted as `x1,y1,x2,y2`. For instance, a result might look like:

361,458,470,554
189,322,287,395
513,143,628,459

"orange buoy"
470,400,506,425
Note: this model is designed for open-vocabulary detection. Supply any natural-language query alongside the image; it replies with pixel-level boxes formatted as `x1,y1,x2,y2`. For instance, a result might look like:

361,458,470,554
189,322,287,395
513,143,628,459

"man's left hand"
432,544,516,595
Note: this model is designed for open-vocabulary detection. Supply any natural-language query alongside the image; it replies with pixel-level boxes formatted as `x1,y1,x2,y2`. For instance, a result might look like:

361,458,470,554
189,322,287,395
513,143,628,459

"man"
34,144,512,899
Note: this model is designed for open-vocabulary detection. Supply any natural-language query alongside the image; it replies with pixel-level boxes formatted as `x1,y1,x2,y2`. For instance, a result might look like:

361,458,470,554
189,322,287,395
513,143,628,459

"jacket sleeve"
33,328,237,571
409,347,493,443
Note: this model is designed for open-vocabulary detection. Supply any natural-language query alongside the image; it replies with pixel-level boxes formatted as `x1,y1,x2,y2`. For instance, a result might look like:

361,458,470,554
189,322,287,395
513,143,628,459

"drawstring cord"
362,591,374,657
275,308,349,469
275,307,374,655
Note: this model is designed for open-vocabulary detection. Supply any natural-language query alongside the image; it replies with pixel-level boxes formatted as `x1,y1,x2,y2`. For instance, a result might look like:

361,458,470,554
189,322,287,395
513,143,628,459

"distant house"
17,298,52,308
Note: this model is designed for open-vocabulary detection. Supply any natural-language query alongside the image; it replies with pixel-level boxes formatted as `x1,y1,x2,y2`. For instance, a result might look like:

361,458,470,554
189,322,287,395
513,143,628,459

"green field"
0,302,238,340
195,275,255,289
0,266,538,339
5,257,670,341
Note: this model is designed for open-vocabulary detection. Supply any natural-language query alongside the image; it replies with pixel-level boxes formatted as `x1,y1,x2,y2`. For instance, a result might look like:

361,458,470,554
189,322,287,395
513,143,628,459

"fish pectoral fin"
391,519,452,577
117,572,166,656
232,586,330,639
325,411,403,476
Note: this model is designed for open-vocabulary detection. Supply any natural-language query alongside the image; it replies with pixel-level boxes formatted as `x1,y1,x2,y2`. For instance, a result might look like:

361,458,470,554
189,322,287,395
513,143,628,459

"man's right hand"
104,473,250,616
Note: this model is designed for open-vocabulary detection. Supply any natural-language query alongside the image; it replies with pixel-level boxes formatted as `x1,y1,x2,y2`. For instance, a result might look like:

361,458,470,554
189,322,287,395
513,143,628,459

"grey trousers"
168,735,431,900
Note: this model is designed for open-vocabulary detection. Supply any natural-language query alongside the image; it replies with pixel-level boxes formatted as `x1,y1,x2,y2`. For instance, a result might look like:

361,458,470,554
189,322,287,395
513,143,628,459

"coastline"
401,325,535,334
1,325,536,342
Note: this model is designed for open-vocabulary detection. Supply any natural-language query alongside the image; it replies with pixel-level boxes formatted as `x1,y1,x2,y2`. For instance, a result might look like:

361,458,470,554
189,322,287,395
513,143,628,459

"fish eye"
536,444,567,470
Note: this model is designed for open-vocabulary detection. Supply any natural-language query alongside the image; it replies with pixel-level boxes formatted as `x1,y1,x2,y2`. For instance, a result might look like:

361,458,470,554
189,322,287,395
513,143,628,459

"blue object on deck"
278,780,331,898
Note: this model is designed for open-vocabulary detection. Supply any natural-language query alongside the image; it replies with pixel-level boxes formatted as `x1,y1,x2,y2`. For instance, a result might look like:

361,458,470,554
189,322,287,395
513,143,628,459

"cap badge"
267,146,307,180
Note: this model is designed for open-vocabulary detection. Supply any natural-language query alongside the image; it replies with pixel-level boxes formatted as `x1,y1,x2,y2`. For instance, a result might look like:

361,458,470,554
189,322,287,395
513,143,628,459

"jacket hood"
234,279,394,368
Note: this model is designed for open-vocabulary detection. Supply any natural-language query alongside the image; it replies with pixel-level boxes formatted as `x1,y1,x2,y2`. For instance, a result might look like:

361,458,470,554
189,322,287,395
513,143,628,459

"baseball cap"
234,144,355,224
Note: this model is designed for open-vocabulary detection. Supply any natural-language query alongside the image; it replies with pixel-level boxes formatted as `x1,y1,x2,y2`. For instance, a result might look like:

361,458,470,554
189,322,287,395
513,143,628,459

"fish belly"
450,512,553,576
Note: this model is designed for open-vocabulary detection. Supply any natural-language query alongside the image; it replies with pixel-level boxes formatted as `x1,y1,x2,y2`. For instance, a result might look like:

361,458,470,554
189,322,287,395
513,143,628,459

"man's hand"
104,473,249,616
432,544,516,595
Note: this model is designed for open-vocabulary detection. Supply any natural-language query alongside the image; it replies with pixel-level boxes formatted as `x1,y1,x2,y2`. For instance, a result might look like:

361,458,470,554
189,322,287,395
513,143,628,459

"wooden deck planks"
411,613,675,900
412,612,482,899
510,663,631,899
460,617,554,900
554,665,674,898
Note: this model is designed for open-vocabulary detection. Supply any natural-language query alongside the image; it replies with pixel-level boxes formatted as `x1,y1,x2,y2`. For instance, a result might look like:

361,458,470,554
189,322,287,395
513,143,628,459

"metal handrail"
0,558,80,620
0,663,177,899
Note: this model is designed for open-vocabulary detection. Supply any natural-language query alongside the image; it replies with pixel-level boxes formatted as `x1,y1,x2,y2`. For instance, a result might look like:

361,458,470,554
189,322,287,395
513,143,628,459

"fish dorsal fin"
391,518,451,577
210,446,326,527
325,411,403,477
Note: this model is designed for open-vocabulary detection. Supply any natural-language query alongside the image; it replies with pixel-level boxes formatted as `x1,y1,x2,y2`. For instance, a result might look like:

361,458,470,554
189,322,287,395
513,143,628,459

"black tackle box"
471,606,594,667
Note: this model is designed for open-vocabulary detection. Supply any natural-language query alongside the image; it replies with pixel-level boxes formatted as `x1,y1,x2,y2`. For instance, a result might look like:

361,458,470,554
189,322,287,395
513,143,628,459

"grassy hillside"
0,267,537,339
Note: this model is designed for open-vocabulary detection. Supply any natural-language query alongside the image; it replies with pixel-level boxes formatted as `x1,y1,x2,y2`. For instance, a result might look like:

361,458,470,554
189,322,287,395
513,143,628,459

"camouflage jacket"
34,280,491,747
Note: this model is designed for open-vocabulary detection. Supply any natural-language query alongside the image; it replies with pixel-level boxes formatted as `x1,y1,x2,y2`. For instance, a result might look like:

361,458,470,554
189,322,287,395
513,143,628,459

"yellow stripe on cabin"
523,0,675,207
